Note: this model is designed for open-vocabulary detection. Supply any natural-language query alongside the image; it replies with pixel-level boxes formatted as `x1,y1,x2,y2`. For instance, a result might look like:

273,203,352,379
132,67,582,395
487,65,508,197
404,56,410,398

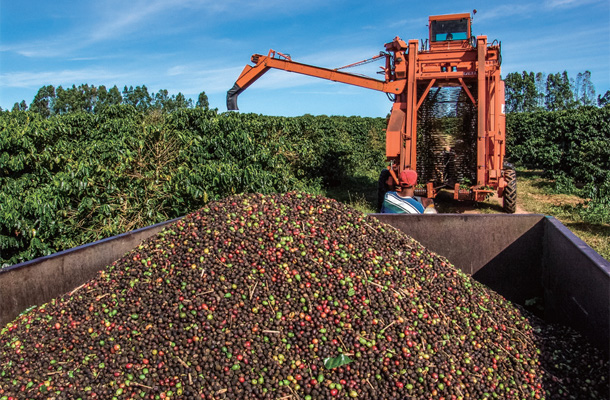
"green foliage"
598,90,610,107
0,108,386,266
152,90,192,112
506,106,609,184
504,70,602,112
53,84,100,114
507,106,610,224
545,72,575,111
544,176,610,225
573,71,596,106
96,85,123,111
122,85,152,111
12,101,27,112
578,181,610,225
23,84,197,118
29,85,55,118
196,92,209,109
323,354,354,369
504,71,539,113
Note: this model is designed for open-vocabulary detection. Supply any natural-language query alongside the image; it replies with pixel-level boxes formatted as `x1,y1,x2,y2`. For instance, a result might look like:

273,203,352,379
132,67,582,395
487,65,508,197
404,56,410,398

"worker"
376,164,398,212
380,170,425,214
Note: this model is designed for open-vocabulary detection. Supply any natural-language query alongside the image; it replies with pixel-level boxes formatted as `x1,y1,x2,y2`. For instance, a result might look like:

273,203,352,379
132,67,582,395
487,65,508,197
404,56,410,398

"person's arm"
385,174,395,187
418,197,434,208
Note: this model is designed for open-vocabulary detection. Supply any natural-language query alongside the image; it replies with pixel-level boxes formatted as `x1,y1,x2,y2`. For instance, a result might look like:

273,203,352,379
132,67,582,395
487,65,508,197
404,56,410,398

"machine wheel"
503,169,517,214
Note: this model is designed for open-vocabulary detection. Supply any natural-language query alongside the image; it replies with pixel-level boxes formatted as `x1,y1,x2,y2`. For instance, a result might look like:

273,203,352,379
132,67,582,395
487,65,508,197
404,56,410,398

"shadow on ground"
564,221,610,235
433,190,504,214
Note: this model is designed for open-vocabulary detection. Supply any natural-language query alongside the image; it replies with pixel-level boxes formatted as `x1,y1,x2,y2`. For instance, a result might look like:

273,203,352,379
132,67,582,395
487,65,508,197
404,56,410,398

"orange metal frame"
227,13,507,201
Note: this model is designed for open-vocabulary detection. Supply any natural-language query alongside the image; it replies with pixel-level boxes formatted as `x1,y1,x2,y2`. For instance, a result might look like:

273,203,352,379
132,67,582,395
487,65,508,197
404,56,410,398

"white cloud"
474,4,537,23
1,0,332,60
0,69,128,88
130,64,250,97
167,66,188,76
88,0,336,44
544,0,601,9
385,17,428,31
0,39,80,59
475,0,605,24
88,0,185,42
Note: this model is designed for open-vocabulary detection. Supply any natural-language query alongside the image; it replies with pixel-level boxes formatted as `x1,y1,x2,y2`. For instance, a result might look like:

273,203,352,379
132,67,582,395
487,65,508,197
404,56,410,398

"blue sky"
1,0,608,117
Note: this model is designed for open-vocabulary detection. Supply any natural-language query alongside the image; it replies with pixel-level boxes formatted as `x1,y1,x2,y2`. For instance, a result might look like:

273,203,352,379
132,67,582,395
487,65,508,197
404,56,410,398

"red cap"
399,170,417,187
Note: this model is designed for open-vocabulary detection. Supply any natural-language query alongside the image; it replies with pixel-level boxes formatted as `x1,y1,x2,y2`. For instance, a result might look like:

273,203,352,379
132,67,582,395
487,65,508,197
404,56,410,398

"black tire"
503,169,517,214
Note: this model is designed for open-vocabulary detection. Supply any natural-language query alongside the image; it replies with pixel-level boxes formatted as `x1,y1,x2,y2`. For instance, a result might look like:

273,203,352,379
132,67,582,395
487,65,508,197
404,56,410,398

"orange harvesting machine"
227,12,516,213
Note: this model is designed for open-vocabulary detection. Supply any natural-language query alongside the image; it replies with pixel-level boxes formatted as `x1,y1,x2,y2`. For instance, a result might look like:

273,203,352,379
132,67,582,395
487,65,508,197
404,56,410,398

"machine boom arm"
227,51,406,110
226,14,509,209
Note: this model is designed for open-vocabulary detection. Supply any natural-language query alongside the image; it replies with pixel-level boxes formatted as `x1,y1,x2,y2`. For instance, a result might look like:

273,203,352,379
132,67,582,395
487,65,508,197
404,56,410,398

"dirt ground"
432,190,528,214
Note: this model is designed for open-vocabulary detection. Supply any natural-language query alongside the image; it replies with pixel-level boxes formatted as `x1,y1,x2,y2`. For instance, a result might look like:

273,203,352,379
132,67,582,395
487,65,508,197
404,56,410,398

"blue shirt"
381,192,425,214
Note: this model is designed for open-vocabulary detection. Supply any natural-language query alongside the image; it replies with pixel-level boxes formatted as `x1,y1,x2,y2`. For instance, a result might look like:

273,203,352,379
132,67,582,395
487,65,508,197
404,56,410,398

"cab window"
431,18,468,42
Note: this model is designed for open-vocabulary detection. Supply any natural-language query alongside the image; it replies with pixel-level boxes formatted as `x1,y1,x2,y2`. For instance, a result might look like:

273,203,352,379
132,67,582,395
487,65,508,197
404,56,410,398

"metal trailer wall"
373,214,610,355
1,214,608,354
0,218,179,328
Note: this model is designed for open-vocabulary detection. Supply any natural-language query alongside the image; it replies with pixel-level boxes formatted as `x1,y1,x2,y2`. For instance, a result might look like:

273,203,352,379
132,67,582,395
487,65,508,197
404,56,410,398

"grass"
322,173,379,215
515,169,609,261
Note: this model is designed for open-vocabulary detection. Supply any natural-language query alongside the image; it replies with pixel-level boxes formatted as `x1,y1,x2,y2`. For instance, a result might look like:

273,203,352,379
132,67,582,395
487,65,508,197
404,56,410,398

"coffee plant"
506,106,609,184
1,104,607,267
506,105,610,224
0,107,386,267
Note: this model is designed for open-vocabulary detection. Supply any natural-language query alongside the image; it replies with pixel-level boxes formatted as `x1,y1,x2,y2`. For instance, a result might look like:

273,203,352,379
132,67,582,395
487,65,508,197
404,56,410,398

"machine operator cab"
428,13,472,50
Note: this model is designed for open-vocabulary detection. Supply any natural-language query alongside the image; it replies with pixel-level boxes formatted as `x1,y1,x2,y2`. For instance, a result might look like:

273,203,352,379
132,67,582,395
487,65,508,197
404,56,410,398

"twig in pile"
197,289,214,296
287,385,301,400
364,222,379,233
249,281,258,301
175,356,190,369
214,256,229,268
337,336,350,352
361,269,373,304
95,293,110,301
380,320,396,334
368,281,384,289
189,372,193,385
70,282,87,295
131,382,153,389
262,330,280,334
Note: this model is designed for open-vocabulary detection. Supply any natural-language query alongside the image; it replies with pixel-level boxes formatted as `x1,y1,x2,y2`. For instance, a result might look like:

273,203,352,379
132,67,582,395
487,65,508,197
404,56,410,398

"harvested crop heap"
1,193,607,400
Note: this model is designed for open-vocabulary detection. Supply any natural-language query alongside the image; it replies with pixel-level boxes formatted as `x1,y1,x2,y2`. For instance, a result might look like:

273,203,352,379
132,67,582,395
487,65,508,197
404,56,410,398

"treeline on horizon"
5,70,610,116
0,108,388,266
8,84,211,116
504,70,609,112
